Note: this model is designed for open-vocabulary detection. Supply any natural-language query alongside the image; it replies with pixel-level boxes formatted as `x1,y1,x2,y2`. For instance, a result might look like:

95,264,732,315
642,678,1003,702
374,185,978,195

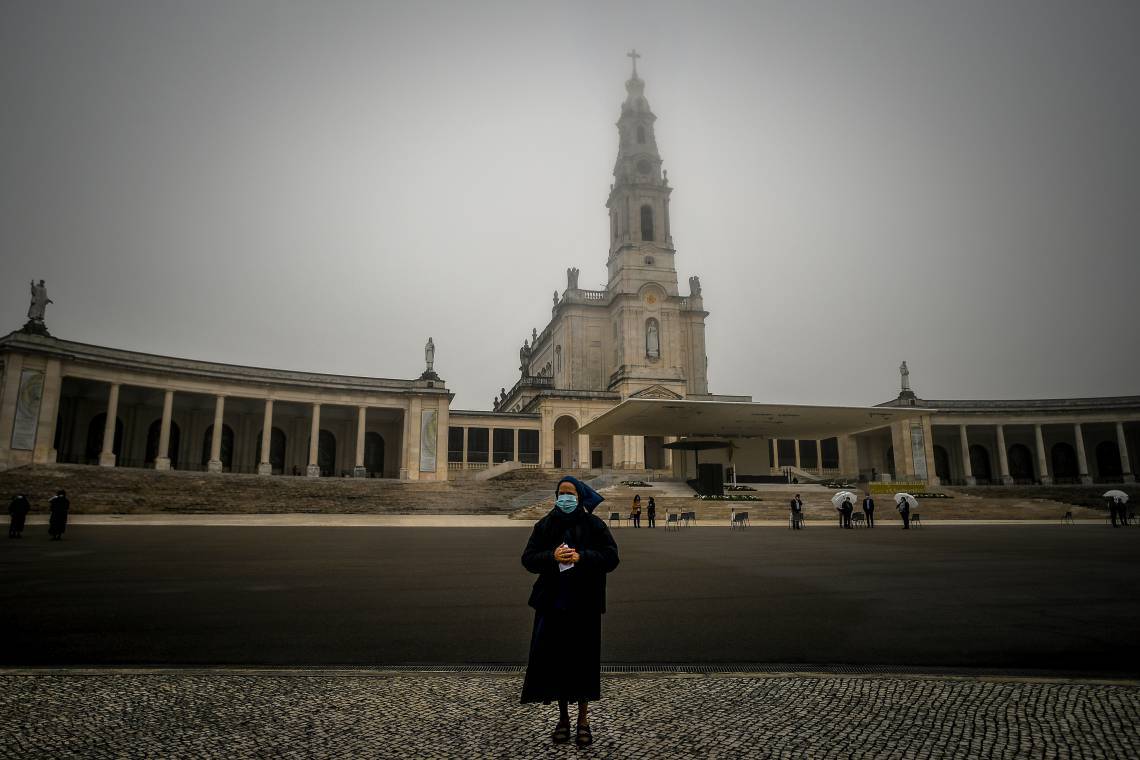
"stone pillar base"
154,457,171,471
964,476,976,486
99,453,116,468
257,462,273,476
1124,473,1136,484
307,464,321,478
399,467,409,480
207,460,223,473
1000,475,1014,485
353,466,368,478
1079,475,1093,485
1039,476,1053,486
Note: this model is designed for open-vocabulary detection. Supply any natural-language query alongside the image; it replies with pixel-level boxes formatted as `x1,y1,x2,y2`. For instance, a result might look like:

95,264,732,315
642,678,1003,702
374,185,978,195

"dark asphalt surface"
1,524,1138,674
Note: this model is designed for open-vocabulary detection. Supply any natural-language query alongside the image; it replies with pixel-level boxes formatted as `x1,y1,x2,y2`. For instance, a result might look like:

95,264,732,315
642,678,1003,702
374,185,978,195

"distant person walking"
8,494,31,539
521,476,620,748
896,496,911,530
862,494,875,528
631,495,642,528
48,490,69,540
789,494,803,529
646,497,656,528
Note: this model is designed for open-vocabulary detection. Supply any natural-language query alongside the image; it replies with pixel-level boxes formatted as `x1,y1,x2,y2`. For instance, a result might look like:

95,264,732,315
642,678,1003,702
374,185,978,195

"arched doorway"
318,429,336,476
85,413,123,464
933,445,951,483
201,424,235,470
1051,443,1078,482
255,427,287,474
1095,441,1123,481
144,419,181,468
364,432,385,476
1008,444,1035,483
969,445,992,483
553,416,578,469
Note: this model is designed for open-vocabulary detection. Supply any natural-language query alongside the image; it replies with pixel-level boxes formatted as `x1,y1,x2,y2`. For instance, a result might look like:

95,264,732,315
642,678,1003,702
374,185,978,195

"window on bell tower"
640,204,654,242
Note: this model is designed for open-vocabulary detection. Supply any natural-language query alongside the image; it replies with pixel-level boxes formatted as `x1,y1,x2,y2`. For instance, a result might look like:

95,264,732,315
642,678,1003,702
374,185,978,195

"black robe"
8,496,30,533
520,506,619,704
48,496,69,536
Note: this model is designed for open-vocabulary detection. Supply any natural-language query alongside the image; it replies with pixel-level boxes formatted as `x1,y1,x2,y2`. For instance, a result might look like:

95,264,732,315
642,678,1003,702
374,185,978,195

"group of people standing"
629,494,656,528
1108,497,1131,528
791,493,914,529
7,491,70,540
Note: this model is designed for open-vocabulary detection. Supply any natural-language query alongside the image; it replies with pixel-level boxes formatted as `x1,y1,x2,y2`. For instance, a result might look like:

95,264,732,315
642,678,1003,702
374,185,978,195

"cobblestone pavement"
1,670,1137,759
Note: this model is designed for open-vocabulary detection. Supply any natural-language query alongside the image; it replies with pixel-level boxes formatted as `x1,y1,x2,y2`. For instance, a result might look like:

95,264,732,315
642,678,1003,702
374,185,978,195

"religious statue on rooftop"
519,340,531,375
900,361,911,392
532,327,538,343
425,337,435,373
689,276,702,297
28,280,52,323
553,290,559,307
567,267,580,290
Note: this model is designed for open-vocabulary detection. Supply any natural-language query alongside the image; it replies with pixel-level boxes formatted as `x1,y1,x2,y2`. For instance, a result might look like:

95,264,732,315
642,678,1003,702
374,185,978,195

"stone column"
354,406,368,477
959,425,974,485
207,395,226,473
770,439,780,474
1034,424,1051,485
577,433,590,469
307,403,322,477
32,358,63,464
488,427,497,465
1073,423,1092,485
1116,422,1134,483
0,355,24,469
513,428,520,463
257,399,274,475
794,440,801,470
402,398,420,480
461,427,469,465
996,424,1013,485
99,382,121,467
155,390,175,471
815,439,823,472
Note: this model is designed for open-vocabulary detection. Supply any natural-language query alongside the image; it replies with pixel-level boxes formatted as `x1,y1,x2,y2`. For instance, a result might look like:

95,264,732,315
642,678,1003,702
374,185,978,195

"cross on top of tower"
627,49,641,78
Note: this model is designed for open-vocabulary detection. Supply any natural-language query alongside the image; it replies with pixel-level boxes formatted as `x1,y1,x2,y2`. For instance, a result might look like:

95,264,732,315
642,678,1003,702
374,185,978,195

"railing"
581,290,606,301
678,298,689,310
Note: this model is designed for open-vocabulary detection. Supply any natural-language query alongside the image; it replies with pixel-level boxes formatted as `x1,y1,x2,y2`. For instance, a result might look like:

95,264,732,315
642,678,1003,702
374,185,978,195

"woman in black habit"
8,494,31,538
48,490,69,540
520,476,619,748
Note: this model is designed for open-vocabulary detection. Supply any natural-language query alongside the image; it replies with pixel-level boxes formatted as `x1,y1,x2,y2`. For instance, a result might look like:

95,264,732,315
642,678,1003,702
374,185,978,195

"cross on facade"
627,49,641,77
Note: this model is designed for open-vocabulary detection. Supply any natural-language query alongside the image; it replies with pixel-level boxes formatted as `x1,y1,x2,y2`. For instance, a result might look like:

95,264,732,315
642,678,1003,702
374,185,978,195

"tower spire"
627,48,641,79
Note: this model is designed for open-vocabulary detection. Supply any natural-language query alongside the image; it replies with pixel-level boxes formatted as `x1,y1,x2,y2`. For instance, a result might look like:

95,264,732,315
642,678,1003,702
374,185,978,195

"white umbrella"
1103,490,1129,504
831,491,858,509
895,493,918,509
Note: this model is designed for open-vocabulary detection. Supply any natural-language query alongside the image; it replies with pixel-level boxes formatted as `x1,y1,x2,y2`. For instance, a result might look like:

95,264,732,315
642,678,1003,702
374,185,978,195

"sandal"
552,720,571,744
575,722,593,748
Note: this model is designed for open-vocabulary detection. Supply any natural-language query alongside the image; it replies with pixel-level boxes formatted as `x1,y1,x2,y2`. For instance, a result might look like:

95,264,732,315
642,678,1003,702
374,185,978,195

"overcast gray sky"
2,0,1137,409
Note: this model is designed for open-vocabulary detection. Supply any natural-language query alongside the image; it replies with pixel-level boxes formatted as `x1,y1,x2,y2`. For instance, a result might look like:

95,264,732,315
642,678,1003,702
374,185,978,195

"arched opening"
933,445,951,483
553,415,578,469
1095,441,1123,481
1051,443,1079,483
1008,443,1035,483
144,419,181,468
318,429,336,476
255,427,287,474
640,204,654,242
84,413,123,464
636,125,646,144
201,424,235,470
969,445,992,483
364,432,385,476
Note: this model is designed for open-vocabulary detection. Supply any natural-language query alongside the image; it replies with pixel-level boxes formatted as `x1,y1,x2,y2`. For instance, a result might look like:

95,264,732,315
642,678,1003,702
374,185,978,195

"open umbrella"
895,493,918,510
1103,489,1129,504
831,491,858,509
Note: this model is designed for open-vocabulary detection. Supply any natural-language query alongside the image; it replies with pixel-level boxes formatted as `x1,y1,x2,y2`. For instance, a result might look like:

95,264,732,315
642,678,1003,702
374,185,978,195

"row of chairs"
608,510,696,529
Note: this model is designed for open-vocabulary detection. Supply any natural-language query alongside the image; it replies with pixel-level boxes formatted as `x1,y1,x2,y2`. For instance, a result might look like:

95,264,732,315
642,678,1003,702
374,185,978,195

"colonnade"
953,421,1134,485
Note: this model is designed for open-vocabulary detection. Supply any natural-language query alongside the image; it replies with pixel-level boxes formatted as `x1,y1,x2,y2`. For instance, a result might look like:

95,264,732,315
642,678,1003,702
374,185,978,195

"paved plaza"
0,669,1137,759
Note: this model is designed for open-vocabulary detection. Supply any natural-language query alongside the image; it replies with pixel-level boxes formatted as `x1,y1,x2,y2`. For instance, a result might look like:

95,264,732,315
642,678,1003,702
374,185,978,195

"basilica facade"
1,63,1137,486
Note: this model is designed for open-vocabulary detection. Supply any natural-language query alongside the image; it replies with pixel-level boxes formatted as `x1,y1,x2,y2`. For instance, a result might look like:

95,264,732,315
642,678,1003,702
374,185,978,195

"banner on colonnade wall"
909,421,929,481
419,409,438,472
11,369,44,450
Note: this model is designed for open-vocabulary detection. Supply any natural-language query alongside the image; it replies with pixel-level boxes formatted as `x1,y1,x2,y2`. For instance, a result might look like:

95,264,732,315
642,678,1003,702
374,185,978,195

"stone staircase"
0,464,604,516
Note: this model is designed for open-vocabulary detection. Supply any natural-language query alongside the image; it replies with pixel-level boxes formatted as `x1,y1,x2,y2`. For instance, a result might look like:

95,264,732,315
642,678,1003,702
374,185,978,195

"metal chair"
665,512,680,532
730,511,749,530
608,511,621,526
852,513,866,528
910,513,923,528
1061,511,1075,526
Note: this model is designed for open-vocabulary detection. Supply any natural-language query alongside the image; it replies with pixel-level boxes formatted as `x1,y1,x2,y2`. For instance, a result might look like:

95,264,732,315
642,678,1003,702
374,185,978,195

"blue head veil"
556,476,605,514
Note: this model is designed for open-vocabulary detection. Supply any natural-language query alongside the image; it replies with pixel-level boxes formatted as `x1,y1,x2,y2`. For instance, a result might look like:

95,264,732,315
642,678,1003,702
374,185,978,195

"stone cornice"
0,331,446,396
877,395,1140,413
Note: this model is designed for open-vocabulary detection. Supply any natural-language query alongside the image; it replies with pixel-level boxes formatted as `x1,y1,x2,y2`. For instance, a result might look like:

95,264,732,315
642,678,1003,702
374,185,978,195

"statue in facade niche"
28,280,52,323
688,276,702,297
646,319,660,359
567,267,580,290
900,361,911,392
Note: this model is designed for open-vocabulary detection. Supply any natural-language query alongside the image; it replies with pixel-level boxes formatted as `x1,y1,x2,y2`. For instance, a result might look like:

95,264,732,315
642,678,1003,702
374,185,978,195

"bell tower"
606,51,678,297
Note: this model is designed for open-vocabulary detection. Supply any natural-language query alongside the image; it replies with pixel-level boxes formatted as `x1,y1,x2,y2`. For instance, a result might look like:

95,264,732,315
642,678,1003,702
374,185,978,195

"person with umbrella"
48,490,69,540
520,476,620,748
896,493,914,530
790,494,804,529
830,491,857,529
1104,490,1129,528
8,494,31,539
